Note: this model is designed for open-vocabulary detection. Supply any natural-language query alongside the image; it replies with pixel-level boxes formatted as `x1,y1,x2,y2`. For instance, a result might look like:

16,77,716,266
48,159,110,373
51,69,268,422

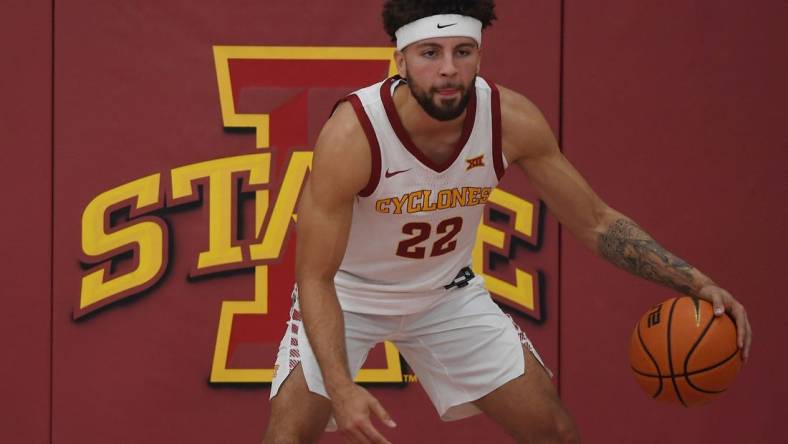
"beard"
407,75,475,122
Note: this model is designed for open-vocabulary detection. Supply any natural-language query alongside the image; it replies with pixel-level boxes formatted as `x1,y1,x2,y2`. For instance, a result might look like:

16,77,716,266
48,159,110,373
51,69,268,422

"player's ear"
395,50,407,78
476,48,482,74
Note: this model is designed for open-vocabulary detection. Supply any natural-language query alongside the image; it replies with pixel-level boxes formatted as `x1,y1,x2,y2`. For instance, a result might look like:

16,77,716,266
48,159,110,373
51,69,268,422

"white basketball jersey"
334,76,506,315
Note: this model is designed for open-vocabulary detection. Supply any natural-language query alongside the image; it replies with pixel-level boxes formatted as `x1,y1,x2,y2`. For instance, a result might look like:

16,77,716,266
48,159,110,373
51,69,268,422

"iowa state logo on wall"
76,46,547,383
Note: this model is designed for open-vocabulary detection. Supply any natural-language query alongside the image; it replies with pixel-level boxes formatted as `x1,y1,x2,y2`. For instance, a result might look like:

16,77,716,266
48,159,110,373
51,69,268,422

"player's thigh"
263,363,332,444
473,347,579,443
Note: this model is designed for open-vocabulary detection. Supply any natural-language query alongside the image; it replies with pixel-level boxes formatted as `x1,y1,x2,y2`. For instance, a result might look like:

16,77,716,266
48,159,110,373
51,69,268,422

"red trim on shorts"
488,82,505,180
380,76,477,173
345,94,382,197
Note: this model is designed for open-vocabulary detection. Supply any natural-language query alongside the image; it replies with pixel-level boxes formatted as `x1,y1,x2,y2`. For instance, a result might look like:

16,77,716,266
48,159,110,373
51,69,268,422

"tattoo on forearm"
598,219,696,295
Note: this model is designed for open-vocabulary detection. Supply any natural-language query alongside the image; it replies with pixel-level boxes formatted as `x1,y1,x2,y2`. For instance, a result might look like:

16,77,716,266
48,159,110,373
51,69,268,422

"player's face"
398,37,481,121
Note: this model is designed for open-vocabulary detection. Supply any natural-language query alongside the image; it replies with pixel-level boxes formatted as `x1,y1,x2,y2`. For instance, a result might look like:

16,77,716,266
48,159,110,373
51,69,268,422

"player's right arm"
497,85,752,361
295,101,396,444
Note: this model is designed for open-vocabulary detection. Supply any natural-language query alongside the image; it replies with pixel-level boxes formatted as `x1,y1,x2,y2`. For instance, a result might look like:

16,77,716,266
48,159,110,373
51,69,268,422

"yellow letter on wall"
79,174,166,316
170,153,271,274
249,151,311,261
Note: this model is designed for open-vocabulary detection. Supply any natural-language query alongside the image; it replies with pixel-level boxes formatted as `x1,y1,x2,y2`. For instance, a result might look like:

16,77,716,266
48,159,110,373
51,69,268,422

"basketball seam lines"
636,322,663,398
681,307,719,396
667,297,687,407
684,346,739,394
682,302,715,378
630,345,739,379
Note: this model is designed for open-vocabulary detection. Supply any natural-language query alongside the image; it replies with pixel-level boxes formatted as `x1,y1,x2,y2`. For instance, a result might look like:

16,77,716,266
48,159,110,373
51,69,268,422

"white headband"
394,14,482,51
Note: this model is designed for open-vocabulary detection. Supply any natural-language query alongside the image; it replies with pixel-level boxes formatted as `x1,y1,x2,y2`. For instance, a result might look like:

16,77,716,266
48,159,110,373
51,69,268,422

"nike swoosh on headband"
436,23,457,29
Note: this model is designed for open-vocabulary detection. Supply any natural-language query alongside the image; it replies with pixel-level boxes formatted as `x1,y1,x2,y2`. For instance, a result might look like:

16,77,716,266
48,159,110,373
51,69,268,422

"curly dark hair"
382,0,497,42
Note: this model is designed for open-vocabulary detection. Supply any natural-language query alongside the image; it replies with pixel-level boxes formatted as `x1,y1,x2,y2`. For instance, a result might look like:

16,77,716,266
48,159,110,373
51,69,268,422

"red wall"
0,1,51,443
562,1,788,442
2,1,786,443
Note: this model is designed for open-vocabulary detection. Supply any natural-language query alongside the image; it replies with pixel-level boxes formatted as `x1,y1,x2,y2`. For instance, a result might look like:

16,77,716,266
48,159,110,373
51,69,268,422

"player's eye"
422,50,437,58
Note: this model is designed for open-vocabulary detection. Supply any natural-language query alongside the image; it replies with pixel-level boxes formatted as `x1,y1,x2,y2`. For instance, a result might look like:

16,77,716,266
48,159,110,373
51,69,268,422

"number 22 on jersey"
396,217,464,259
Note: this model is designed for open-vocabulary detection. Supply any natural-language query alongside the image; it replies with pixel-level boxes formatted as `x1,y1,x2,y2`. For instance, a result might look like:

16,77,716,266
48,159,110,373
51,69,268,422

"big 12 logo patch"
77,46,545,384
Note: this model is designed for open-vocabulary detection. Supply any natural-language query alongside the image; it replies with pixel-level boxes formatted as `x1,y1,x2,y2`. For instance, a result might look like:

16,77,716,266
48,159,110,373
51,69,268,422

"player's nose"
438,53,458,77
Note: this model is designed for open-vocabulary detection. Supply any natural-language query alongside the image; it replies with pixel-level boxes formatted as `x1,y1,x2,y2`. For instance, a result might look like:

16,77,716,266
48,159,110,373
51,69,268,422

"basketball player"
263,1,752,443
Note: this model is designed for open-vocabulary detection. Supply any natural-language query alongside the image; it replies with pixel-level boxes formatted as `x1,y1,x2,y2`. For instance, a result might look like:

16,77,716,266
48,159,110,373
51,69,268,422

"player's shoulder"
493,84,544,126
314,100,372,169
491,83,558,160
311,99,372,193
318,100,369,154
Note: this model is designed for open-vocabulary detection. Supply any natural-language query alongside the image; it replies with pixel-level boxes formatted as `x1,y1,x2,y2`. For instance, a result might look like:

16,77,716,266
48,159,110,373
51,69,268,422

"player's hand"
331,383,396,444
698,285,752,363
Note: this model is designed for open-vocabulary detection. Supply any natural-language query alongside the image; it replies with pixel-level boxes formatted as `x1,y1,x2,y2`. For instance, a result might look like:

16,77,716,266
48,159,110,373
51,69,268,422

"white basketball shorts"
269,277,551,430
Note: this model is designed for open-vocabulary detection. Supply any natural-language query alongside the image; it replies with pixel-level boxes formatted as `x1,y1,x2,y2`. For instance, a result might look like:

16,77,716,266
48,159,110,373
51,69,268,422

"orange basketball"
629,296,741,407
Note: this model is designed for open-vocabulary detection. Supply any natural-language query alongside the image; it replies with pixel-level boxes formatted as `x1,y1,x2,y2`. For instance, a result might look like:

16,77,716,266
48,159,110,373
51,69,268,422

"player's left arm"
497,85,752,361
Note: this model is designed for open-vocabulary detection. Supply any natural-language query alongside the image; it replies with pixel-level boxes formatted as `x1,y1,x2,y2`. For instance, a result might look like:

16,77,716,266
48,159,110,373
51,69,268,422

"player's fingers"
344,426,372,444
743,310,753,363
730,303,746,350
360,421,392,444
711,293,725,316
339,418,373,444
370,398,397,428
